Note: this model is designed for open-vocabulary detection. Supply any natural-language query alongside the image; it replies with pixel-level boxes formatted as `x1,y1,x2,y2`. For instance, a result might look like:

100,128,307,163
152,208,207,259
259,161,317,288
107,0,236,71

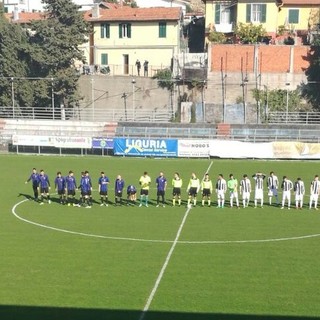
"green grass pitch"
1,154,320,320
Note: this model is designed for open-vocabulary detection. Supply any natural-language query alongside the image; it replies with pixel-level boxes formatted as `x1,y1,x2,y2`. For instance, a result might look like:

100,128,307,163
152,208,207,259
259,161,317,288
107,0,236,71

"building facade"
204,0,320,43
83,5,183,76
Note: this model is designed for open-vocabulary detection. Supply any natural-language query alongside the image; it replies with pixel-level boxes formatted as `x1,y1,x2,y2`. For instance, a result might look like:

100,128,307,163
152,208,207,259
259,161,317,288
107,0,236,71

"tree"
301,38,320,109
0,4,34,113
27,0,91,114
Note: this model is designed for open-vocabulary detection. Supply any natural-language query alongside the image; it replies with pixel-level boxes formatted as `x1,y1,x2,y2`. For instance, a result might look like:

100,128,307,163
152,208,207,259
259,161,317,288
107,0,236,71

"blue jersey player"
65,171,77,206
156,171,167,207
38,169,51,205
126,185,137,206
80,171,93,208
115,175,125,205
98,172,110,206
25,168,40,201
55,172,66,204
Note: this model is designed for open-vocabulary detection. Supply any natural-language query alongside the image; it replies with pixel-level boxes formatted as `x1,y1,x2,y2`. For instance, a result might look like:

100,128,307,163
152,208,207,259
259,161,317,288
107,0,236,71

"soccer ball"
187,204,192,209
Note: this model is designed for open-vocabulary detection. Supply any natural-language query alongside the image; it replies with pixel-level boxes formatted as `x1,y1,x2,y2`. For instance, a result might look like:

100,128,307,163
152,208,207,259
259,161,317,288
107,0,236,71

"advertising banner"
209,140,320,159
92,138,114,149
272,141,320,159
114,138,178,157
209,140,274,159
178,139,211,158
52,136,92,148
12,135,54,147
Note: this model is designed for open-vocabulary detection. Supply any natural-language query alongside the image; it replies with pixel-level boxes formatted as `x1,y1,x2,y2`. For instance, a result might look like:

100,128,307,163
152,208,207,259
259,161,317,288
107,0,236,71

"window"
159,22,167,38
288,9,299,24
119,23,131,38
246,4,266,23
101,53,108,65
215,4,231,24
100,23,110,38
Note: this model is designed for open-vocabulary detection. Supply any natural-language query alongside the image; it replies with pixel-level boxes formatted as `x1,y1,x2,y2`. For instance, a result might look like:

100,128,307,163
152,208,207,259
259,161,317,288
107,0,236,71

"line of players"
25,169,320,209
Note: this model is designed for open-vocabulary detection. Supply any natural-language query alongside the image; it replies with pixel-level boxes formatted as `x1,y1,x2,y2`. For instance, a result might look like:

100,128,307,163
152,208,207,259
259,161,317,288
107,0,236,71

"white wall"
4,0,94,12
136,0,187,11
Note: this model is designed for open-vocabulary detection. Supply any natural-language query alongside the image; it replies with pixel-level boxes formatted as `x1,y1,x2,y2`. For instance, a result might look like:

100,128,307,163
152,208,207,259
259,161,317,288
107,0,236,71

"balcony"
214,23,234,33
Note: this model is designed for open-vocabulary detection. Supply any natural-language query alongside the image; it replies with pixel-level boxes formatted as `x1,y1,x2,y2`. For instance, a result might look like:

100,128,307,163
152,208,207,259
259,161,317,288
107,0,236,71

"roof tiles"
84,7,182,22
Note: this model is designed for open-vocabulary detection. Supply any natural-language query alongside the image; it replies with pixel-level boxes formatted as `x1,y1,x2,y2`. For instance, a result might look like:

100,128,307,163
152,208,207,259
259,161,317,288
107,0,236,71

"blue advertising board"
92,138,114,149
114,138,178,157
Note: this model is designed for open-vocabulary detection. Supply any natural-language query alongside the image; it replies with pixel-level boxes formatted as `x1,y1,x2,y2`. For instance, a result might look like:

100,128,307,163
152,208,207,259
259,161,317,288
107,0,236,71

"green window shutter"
289,9,299,24
261,4,267,23
119,24,122,38
101,53,108,65
127,23,131,38
215,4,220,24
159,22,166,38
106,24,110,38
100,24,104,38
230,6,235,24
246,4,251,23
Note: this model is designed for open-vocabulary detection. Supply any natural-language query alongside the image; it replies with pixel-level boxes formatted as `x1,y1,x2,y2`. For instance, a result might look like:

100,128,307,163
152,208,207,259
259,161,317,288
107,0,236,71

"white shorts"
242,192,250,200
230,191,238,199
217,190,225,199
295,194,303,201
310,194,319,202
282,191,291,200
255,189,263,200
268,188,278,197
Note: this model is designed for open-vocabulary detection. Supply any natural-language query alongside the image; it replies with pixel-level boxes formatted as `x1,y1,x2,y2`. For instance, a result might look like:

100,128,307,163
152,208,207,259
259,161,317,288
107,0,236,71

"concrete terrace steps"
0,119,117,140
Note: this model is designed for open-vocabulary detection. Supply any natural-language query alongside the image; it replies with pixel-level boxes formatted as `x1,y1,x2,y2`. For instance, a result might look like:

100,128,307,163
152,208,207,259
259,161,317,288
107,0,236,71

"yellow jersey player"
172,172,182,206
201,173,213,207
187,173,200,208
139,171,151,207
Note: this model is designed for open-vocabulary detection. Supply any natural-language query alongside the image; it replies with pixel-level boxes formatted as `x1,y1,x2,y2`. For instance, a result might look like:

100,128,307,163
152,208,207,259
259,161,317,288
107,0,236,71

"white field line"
138,161,214,320
12,199,320,245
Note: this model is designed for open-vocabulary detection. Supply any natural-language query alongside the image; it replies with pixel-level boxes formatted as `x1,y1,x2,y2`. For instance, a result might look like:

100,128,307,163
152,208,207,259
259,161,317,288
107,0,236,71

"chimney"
92,3,99,18
13,6,19,21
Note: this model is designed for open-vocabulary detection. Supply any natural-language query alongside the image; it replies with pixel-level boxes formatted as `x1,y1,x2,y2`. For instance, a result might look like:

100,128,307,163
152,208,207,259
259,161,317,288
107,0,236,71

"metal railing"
77,63,171,77
268,112,320,124
0,106,175,123
116,126,320,142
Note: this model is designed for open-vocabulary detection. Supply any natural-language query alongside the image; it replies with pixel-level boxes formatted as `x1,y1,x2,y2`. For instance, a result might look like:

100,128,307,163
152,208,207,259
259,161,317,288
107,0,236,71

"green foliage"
252,88,310,115
235,22,266,44
27,0,91,110
124,0,138,7
0,8,33,108
301,38,320,109
207,30,226,43
153,68,174,91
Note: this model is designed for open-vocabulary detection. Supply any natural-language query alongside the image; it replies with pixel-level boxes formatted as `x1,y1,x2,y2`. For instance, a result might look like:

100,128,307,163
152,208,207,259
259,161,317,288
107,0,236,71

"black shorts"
172,187,181,196
67,190,76,196
40,187,49,194
100,191,108,196
140,189,149,196
127,191,136,196
57,189,65,195
188,187,198,196
157,190,165,197
202,188,211,197
115,191,123,197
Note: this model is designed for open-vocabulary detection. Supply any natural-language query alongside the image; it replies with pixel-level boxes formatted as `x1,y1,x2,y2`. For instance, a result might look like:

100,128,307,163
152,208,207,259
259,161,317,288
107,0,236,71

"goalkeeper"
227,173,240,208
